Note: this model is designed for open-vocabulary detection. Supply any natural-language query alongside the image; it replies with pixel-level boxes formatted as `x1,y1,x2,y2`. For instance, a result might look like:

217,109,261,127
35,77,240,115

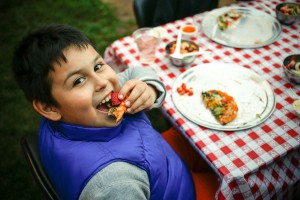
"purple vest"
39,112,195,200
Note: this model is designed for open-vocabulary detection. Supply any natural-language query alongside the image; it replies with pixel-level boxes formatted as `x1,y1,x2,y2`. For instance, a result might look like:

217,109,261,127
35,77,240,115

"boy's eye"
94,63,104,71
73,77,85,86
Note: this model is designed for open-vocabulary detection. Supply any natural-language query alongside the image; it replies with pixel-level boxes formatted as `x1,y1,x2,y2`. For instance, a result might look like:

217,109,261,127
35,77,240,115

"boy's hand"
118,79,157,114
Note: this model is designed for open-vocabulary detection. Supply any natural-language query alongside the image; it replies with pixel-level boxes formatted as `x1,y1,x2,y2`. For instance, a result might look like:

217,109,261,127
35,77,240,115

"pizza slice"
96,91,127,122
108,91,127,122
108,102,127,122
202,90,238,125
217,9,243,31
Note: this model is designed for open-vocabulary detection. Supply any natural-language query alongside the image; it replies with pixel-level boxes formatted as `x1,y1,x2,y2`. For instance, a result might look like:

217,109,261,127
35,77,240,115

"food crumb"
255,40,262,44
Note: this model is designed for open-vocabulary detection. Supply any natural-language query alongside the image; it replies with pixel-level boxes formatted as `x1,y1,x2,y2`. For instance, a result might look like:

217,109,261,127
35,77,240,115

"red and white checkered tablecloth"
104,0,300,199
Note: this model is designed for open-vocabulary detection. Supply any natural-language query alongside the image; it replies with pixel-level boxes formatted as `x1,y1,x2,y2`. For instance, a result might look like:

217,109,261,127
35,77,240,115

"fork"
286,88,299,99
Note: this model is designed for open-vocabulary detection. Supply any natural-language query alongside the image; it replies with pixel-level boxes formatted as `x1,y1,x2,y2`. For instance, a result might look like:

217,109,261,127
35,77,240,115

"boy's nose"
94,75,108,92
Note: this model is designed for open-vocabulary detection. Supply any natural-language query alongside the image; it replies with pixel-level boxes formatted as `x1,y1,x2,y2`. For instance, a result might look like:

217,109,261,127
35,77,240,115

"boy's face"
48,44,120,127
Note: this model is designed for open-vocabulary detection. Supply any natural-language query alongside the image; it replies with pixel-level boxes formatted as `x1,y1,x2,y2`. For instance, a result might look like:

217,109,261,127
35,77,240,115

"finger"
127,102,147,114
128,93,153,112
126,82,148,104
130,94,154,113
118,79,138,100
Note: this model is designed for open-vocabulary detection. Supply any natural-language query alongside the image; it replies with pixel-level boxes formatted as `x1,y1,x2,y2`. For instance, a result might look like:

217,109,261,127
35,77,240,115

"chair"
20,135,59,200
133,0,219,28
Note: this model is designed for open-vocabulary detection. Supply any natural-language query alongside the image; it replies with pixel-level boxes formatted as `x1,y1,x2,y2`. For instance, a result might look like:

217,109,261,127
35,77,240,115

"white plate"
171,63,276,131
201,7,281,48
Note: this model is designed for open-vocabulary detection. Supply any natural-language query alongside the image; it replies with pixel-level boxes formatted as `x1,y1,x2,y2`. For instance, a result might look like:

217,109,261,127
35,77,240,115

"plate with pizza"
201,7,281,48
171,62,276,131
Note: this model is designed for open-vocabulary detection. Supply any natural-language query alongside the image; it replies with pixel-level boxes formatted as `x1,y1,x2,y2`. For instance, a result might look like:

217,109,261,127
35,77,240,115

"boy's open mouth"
96,91,127,122
96,94,112,113
96,91,124,112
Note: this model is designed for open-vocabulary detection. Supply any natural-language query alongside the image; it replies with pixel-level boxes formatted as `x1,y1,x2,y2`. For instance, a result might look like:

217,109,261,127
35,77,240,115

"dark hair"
12,24,96,106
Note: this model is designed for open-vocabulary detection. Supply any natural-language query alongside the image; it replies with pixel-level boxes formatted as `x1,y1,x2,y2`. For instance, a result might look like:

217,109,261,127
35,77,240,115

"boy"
12,24,196,200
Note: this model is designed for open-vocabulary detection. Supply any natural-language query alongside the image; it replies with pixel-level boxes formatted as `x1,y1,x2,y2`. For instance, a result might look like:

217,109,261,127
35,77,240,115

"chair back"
133,0,219,27
20,135,59,200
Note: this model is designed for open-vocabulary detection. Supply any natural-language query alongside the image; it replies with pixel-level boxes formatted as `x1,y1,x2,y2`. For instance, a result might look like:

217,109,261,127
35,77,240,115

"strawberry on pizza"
97,91,127,122
202,90,238,125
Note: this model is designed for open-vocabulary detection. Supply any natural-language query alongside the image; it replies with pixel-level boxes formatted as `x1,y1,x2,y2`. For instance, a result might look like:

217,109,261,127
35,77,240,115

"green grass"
0,0,170,199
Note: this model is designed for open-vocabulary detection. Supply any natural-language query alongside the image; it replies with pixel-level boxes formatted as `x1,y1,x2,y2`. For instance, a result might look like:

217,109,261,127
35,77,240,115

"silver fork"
286,88,299,99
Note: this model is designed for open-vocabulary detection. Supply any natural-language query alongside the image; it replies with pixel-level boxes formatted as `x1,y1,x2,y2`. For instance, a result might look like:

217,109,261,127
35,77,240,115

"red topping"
176,82,194,96
111,91,122,106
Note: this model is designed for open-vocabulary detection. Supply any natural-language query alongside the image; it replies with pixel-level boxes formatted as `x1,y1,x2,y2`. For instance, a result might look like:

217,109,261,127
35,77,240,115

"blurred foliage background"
0,0,170,199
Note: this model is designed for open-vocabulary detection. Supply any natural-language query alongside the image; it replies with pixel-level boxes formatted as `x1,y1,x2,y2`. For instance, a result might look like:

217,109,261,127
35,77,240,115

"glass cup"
133,28,160,64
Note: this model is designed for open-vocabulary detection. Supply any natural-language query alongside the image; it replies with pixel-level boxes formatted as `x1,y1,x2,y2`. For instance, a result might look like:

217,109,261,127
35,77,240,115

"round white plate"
171,63,276,131
201,7,281,48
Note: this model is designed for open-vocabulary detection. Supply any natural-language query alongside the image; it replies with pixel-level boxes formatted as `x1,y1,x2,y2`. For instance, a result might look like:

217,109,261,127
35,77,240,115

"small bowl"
165,40,199,67
292,99,300,117
283,54,300,84
275,2,300,25
182,24,198,39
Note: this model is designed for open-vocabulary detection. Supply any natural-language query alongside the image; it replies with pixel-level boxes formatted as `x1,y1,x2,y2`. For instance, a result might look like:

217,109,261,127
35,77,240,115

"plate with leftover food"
171,62,276,131
201,7,281,48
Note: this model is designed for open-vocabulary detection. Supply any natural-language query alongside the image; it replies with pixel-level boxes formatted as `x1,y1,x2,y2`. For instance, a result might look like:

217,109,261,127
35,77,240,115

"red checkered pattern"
104,0,300,199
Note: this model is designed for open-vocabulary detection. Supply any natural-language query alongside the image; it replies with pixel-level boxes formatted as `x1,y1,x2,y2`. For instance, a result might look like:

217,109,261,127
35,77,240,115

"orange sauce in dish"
182,25,196,33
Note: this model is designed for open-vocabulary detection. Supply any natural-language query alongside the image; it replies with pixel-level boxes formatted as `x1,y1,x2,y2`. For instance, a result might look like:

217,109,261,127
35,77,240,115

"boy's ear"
32,100,62,121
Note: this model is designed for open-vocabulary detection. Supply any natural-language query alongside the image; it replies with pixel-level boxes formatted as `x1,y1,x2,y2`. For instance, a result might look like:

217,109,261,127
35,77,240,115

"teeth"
98,94,112,105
